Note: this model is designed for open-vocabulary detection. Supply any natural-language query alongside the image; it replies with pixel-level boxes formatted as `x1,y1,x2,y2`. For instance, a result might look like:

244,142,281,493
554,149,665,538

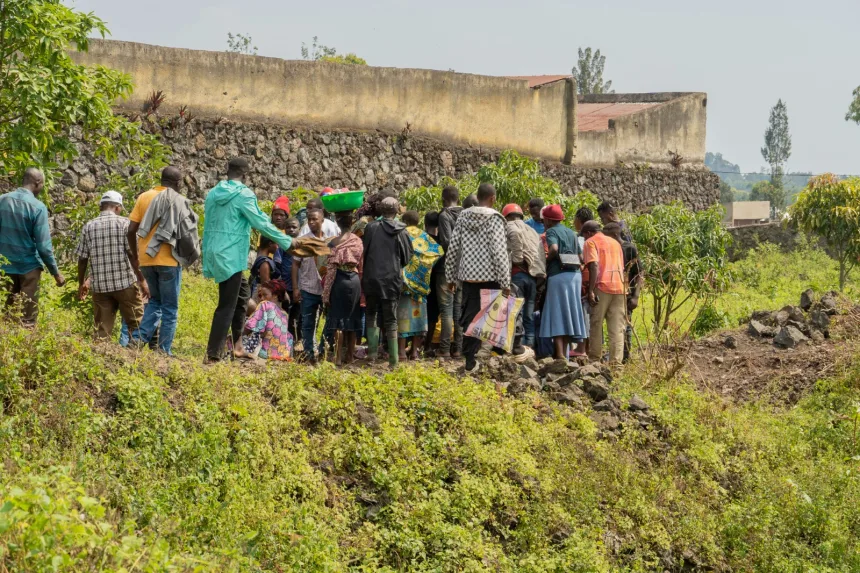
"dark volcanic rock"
583,378,610,402
590,412,621,432
820,292,838,315
774,325,808,349
809,309,831,334
628,395,650,412
748,319,775,338
800,289,815,311
549,387,584,407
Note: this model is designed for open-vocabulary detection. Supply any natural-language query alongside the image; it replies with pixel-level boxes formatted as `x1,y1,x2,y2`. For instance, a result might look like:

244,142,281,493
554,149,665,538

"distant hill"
704,152,850,204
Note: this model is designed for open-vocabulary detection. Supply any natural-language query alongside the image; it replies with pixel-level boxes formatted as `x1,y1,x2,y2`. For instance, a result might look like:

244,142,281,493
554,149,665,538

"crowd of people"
0,159,643,371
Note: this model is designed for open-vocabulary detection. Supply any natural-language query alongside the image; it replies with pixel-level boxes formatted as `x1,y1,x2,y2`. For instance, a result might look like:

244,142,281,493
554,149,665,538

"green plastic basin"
321,190,365,213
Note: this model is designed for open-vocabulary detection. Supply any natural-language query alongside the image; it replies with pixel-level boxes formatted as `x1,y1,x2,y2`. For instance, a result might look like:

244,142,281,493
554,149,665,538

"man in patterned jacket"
444,183,510,372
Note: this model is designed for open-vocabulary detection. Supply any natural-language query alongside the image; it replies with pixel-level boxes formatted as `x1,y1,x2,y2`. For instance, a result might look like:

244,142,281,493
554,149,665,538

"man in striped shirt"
0,168,65,326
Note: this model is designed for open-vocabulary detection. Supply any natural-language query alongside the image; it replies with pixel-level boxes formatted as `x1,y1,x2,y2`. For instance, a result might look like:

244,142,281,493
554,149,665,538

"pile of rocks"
499,357,656,438
747,289,838,349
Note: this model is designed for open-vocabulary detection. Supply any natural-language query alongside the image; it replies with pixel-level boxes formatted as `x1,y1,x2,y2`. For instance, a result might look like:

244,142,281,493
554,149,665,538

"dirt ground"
683,306,860,405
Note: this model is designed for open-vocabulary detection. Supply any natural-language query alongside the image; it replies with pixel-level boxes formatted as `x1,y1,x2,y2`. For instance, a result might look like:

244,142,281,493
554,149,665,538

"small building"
722,201,770,227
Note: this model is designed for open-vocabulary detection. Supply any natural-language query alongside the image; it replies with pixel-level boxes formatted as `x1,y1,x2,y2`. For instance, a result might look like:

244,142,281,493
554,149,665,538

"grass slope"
2,327,860,571
1,244,859,571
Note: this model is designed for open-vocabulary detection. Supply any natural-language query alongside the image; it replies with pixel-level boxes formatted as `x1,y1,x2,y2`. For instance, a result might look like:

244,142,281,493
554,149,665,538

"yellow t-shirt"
129,187,179,267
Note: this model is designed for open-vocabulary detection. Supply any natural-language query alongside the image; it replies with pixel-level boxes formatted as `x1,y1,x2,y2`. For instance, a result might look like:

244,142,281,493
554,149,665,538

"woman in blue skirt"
538,204,588,360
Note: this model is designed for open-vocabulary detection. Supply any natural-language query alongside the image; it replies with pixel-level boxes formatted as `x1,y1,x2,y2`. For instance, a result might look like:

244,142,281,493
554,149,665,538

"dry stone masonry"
51,118,719,212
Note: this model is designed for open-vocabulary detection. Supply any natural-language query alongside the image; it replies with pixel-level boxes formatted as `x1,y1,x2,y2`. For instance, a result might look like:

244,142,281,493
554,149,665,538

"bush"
630,202,732,336
690,302,729,337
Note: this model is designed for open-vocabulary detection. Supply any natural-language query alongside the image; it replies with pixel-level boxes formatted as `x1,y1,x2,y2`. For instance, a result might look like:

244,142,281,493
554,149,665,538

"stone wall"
51,118,719,212
71,39,572,164
70,40,709,168
727,223,825,261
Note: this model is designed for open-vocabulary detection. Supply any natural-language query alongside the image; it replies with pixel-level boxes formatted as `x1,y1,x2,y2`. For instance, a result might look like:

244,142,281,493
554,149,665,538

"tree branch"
0,0,8,88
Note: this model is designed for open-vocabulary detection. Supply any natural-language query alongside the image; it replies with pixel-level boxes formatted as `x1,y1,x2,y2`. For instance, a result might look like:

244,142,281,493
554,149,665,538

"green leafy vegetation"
571,47,613,95
0,0,168,188
846,85,860,124
760,99,792,214
632,236,860,341
226,32,258,55
3,246,860,571
789,174,860,290
301,36,367,65
400,151,598,222
630,203,732,335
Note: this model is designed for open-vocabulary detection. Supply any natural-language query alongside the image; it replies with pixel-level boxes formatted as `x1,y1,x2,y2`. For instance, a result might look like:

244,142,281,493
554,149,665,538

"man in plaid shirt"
76,191,150,340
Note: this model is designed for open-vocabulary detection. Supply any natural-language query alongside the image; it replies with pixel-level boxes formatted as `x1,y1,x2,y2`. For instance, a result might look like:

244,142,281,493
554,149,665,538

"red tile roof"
506,75,572,88
577,102,661,131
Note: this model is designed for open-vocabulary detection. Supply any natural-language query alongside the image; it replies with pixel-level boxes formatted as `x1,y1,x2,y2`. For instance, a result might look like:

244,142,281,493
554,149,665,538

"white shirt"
300,218,339,239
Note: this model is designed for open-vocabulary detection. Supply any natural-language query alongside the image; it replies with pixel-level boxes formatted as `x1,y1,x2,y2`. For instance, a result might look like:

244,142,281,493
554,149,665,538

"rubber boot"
366,327,380,361
387,334,399,368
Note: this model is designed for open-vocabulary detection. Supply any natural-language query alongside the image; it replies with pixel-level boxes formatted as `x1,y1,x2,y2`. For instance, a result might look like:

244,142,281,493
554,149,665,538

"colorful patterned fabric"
245,300,293,360
397,294,427,338
323,233,363,303
402,226,442,302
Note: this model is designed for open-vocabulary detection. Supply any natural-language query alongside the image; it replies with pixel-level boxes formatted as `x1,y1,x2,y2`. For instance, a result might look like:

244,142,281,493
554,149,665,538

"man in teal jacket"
203,158,295,362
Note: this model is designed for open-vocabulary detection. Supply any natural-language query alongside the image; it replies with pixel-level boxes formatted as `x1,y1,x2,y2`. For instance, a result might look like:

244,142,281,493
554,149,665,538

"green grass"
631,237,860,341
2,246,860,571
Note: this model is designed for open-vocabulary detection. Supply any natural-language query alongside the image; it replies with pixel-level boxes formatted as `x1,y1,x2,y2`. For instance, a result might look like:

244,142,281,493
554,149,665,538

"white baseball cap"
99,190,124,207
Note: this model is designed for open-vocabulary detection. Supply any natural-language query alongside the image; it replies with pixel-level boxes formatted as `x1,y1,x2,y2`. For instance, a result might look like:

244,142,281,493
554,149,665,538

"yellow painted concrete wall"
575,93,708,167
72,40,572,162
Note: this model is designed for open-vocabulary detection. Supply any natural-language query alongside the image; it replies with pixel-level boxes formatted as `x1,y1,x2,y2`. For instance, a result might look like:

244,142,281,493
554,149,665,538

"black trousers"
284,301,301,342
459,281,501,360
206,271,250,360
365,295,397,336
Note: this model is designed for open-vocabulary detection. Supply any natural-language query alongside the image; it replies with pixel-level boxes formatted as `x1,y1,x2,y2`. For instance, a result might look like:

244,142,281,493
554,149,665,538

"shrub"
630,202,732,335
789,174,860,290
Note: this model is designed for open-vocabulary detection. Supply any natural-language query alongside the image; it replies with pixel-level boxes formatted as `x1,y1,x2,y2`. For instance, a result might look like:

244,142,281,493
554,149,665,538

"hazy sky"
71,0,860,175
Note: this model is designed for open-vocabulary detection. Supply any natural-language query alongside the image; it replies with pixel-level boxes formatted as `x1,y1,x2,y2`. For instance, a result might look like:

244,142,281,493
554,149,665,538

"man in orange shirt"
581,220,626,365
126,167,184,355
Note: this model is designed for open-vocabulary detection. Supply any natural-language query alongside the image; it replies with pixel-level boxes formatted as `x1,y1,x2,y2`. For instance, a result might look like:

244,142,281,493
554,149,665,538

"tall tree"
571,47,613,95
760,99,791,214
226,32,257,55
846,86,860,124
0,0,166,187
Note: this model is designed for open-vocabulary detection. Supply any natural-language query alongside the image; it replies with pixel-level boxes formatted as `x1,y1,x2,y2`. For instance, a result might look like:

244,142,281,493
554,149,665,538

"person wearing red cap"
539,204,588,361
503,203,545,348
271,196,290,227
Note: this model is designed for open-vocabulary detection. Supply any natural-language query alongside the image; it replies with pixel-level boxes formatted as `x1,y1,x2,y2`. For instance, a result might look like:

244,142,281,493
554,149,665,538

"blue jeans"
300,290,326,360
134,266,181,355
512,273,537,347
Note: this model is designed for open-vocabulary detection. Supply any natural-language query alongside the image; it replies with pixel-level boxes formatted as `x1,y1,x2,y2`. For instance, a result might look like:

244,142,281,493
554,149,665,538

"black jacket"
437,206,462,253
361,218,413,299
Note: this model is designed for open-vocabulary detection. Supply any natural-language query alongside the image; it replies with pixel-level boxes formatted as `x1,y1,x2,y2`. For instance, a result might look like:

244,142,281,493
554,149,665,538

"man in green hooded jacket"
203,158,295,362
